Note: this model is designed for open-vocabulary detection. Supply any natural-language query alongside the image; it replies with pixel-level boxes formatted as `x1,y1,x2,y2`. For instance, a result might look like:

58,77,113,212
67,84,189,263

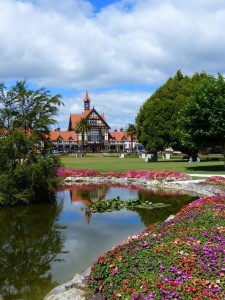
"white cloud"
57,89,150,130
0,0,225,127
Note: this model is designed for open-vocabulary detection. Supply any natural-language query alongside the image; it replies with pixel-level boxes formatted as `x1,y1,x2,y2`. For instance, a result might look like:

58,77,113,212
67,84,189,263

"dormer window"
57,138,63,144
69,138,73,144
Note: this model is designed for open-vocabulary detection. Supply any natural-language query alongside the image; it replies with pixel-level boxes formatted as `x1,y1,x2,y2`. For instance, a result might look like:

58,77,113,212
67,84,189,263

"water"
0,185,196,300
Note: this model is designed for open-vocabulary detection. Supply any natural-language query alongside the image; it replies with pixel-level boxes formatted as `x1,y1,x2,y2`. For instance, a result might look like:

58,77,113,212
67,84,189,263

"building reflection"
68,184,109,223
60,184,197,225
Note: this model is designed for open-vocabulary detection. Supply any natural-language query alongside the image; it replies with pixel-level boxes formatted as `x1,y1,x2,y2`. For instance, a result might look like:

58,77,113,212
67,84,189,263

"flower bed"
205,176,225,185
57,168,190,181
87,195,225,299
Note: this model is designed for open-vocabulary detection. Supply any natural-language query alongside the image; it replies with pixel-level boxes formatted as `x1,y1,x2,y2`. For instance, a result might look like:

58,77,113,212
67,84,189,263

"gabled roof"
69,108,110,130
109,131,131,142
49,130,78,142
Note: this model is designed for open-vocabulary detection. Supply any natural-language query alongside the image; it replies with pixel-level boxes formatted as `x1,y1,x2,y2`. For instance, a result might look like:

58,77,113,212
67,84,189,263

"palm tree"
126,123,137,153
74,118,90,153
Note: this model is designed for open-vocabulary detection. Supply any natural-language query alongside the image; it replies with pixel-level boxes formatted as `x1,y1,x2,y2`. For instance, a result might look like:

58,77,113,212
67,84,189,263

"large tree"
136,70,207,154
0,81,64,205
74,117,90,152
178,73,225,166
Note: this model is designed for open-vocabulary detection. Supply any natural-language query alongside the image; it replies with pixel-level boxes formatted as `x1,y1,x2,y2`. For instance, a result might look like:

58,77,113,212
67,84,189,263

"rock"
44,272,88,300
44,288,86,300
165,215,175,222
44,267,105,300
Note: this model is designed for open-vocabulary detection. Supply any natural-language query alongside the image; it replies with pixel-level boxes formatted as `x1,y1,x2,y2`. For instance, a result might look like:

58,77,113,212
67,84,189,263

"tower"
83,90,90,110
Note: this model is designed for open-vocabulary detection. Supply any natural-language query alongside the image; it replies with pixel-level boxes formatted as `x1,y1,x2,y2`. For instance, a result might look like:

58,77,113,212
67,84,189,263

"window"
88,130,99,142
90,119,97,125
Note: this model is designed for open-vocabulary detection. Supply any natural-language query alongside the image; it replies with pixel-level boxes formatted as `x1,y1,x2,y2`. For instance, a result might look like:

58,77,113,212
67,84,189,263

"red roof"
109,131,131,142
49,130,78,142
69,109,106,129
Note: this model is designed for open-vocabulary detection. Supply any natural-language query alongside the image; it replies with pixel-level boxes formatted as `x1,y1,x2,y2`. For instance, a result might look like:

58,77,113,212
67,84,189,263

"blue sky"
89,0,118,11
1,0,225,130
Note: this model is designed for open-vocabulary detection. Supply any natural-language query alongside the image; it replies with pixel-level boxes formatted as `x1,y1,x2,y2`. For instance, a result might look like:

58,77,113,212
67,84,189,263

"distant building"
49,91,141,153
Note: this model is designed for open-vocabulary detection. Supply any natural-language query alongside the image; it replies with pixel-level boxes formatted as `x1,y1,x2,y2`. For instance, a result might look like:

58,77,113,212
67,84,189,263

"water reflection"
0,185,197,299
0,202,65,300
61,184,197,226
135,188,197,226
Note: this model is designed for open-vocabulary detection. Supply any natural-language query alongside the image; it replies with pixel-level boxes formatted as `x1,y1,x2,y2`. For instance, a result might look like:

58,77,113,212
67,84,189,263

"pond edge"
44,176,225,300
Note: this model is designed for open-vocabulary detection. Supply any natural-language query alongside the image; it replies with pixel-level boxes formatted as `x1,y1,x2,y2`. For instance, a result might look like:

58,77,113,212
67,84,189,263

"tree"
0,80,64,154
74,118,90,152
136,70,208,154
178,73,225,166
0,80,64,205
126,123,137,152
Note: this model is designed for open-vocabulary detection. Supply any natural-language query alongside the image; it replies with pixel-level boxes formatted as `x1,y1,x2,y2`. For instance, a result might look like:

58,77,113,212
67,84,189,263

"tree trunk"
82,132,84,153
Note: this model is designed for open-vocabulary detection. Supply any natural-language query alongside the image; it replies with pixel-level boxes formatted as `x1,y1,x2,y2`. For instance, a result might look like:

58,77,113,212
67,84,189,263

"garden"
87,193,225,299
56,168,225,300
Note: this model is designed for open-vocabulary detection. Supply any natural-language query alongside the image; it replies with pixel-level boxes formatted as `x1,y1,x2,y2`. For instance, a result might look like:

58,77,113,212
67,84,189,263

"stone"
44,288,85,300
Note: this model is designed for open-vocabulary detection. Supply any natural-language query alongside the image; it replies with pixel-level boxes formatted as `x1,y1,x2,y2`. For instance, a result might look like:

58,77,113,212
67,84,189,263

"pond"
0,184,197,300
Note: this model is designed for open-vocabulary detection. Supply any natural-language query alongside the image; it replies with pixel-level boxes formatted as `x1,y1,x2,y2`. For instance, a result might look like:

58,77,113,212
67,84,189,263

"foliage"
126,123,137,152
81,197,170,213
87,195,225,299
0,81,63,205
178,73,225,153
136,70,207,153
0,80,63,152
74,117,91,152
0,154,62,205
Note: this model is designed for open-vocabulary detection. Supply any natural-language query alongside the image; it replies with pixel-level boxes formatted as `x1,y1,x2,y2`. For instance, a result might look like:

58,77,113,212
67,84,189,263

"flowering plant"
56,168,190,181
87,195,225,299
205,176,225,185
56,168,99,178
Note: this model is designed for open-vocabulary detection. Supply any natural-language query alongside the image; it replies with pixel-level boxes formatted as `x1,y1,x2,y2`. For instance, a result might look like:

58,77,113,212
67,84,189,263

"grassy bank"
60,154,225,175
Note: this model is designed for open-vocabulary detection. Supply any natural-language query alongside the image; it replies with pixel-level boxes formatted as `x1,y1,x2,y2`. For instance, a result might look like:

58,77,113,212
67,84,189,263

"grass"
60,154,225,175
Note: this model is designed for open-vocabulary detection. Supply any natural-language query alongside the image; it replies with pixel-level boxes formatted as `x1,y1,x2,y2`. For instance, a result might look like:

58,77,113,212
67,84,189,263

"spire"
83,90,90,110
85,208,91,224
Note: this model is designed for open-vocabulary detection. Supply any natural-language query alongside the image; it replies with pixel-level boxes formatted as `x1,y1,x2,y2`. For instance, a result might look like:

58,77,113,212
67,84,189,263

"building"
49,92,141,153
68,91,110,153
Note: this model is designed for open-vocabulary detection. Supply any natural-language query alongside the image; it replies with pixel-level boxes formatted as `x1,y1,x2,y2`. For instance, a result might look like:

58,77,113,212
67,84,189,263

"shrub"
0,155,62,205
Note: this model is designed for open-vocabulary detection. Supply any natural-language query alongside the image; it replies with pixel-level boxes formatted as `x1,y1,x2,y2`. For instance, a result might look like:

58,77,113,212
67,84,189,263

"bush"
0,155,62,205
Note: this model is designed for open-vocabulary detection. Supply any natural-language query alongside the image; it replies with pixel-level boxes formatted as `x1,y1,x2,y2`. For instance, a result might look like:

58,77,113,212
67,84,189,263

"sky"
1,0,225,130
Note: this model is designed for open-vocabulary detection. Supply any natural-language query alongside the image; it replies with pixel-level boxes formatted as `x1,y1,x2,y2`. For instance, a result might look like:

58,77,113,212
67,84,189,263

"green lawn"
60,154,225,175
